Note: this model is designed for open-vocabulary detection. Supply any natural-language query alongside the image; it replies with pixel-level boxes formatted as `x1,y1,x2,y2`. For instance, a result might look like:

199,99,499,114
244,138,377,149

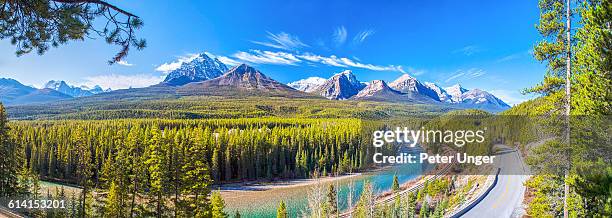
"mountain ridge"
288,72,511,112
2,64,511,112
177,64,308,97
312,70,366,100
44,80,111,97
163,53,229,86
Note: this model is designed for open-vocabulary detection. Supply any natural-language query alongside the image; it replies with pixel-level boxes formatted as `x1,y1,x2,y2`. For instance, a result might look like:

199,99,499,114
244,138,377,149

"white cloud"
234,50,301,65
489,89,535,106
445,71,465,83
406,67,426,76
333,26,347,46
116,60,133,66
154,53,200,73
233,50,405,72
217,56,241,66
466,68,486,78
82,74,164,90
353,29,375,44
296,53,405,73
453,45,482,56
252,32,308,51
445,68,486,83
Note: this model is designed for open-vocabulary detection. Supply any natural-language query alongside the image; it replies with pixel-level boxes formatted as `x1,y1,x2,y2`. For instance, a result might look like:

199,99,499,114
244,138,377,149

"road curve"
460,145,528,218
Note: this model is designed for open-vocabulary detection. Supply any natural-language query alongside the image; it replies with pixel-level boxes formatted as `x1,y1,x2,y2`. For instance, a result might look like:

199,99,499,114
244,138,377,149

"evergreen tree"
104,181,121,217
406,192,416,218
392,174,400,192
145,128,166,218
354,181,375,218
0,103,20,197
325,184,338,216
277,200,288,218
210,191,228,218
393,195,401,218
419,199,429,218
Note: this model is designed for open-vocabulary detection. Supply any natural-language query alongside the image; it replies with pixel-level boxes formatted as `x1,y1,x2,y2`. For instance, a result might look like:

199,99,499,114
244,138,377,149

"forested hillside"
11,118,382,184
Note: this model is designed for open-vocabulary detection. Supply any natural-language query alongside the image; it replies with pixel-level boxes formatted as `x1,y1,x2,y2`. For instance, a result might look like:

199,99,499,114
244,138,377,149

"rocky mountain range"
286,69,510,111
44,80,111,97
0,78,112,105
1,53,511,112
0,78,72,105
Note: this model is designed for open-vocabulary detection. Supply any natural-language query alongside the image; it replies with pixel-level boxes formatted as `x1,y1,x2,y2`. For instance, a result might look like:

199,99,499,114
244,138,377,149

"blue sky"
0,0,544,105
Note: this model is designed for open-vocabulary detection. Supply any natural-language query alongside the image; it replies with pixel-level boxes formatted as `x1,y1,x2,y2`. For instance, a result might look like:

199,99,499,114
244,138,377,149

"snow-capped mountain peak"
459,88,511,110
424,82,452,102
88,85,110,94
163,53,229,86
446,84,468,95
335,70,362,87
314,70,366,100
395,73,414,81
445,84,468,102
354,80,393,98
44,80,109,97
287,77,326,92
388,74,440,101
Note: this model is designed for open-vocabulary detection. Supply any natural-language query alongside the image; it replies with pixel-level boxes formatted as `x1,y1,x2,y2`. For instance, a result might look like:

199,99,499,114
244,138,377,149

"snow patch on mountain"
445,84,469,103
459,89,511,109
354,80,391,98
424,82,453,102
287,77,326,92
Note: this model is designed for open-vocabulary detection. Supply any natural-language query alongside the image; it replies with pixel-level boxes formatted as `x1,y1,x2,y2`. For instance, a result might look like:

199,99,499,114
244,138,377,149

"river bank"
216,173,362,192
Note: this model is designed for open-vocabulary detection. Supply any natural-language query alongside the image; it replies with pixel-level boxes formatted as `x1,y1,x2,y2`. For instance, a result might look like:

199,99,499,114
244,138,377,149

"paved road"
461,145,528,218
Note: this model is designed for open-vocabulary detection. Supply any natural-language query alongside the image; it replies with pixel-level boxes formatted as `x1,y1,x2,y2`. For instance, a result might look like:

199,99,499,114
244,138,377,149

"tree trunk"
130,178,137,218
563,0,571,217
81,188,87,218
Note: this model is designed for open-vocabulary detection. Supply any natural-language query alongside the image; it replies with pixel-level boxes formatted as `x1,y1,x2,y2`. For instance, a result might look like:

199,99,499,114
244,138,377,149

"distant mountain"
44,80,111,97
1,78,37,103
178,64,306,97
445,84,469,103
1,63,512,112
388,74,440,101
313,70,366,100
9,88,72,105
45,80,90,97
1,78,72,105
353,80,403,100
424,82,453,103
87,85,112,94
456,89,511,111
287,77,326,92
163,53,229,86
